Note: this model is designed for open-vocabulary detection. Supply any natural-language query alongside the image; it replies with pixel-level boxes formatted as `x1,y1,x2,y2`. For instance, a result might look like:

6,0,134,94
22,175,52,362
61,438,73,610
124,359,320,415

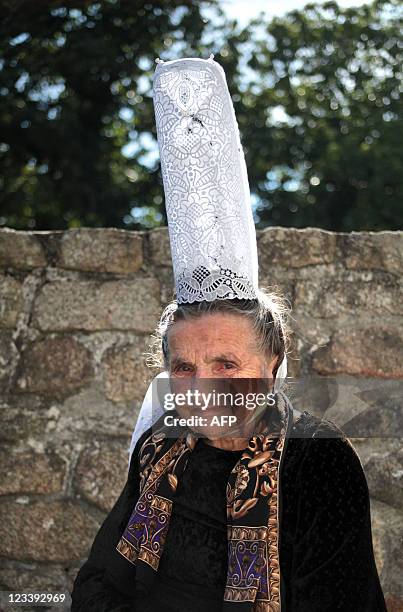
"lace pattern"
153,58,259,303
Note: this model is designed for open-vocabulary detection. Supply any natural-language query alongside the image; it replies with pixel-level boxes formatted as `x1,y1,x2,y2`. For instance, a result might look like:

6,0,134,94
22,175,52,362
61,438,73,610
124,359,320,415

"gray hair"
145,286,292,386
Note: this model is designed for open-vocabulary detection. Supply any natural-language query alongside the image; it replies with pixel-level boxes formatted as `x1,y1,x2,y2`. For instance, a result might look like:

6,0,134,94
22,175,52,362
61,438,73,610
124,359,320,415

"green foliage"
243,0,403,230
0,0,401,231
0,0,212,229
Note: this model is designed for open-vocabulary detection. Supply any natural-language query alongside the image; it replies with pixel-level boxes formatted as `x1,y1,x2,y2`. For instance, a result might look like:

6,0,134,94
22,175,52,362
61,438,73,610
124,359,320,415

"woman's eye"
177,364,192,372
222,362,235,370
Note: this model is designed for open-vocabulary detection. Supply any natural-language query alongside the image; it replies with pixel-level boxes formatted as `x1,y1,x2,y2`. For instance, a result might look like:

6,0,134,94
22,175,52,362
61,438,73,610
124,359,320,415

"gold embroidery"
116,493,173,569
224,391,290,610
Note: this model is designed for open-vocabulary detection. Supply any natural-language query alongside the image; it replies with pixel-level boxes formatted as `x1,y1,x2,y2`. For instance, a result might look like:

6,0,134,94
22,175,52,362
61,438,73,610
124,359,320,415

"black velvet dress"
70,411,387,612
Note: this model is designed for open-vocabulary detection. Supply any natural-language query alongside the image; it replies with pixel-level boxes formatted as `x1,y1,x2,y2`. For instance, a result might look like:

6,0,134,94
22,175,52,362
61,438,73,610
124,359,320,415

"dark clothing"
134,438,243,612
70,412,387,611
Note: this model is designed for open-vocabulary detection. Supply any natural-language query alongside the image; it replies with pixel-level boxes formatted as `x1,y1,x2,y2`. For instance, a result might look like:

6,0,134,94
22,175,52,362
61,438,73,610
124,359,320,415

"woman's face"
166,312,278,440
167,312,277,379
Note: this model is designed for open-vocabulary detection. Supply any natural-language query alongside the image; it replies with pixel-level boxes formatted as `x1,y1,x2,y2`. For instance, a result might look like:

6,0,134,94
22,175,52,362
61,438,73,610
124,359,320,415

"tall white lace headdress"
153,55,259,303
128,56,288,465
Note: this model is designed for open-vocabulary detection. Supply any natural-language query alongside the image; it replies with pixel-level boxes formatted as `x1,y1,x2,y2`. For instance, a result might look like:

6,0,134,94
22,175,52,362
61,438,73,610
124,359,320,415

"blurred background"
0,0,401,233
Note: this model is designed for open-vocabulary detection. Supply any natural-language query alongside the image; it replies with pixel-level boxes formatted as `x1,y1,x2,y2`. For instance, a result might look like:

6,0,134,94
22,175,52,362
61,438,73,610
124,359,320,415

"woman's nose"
194,366,214,378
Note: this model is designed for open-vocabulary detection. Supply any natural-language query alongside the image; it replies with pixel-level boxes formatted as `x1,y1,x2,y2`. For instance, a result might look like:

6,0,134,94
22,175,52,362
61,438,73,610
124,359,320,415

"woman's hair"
145,286,292,384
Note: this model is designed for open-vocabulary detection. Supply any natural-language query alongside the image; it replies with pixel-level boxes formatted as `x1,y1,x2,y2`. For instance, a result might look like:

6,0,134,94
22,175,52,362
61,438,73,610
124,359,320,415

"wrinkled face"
166,313,278,439
167,312,277,379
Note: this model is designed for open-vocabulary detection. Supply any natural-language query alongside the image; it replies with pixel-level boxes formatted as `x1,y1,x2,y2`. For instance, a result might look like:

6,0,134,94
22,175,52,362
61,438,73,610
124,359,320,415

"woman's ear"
269,355,279,376
267,355,279,393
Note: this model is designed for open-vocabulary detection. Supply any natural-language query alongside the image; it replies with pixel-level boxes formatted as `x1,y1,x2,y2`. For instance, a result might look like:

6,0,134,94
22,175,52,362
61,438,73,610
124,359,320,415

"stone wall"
0,226,402,610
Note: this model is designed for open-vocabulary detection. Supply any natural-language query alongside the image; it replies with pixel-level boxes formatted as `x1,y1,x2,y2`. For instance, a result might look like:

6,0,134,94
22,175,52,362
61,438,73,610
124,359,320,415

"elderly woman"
71,290,387,612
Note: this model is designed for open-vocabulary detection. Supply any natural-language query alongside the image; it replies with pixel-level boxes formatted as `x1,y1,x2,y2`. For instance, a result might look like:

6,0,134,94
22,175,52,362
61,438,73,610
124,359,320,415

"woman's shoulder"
290,407,347,439
285,407,368,496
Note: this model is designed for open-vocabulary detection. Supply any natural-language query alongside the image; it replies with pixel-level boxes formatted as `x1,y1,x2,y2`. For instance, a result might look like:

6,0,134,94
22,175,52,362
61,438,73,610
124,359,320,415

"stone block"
0,395,51,443
363,443,403,512
257,227,337,269
32,279,160,332
338,231,403,276
101,337,150,402
0,229,47,270
0,499,100,562
294,274,402,318
370,499,403,603
0,330,18,391
0,446,66,495
149,227,172,267
0,562,69,595
74,442,129,512
0,275,23,328
53,385,141,439
59,228,143,274
16,336,94,396
312,327,403,379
